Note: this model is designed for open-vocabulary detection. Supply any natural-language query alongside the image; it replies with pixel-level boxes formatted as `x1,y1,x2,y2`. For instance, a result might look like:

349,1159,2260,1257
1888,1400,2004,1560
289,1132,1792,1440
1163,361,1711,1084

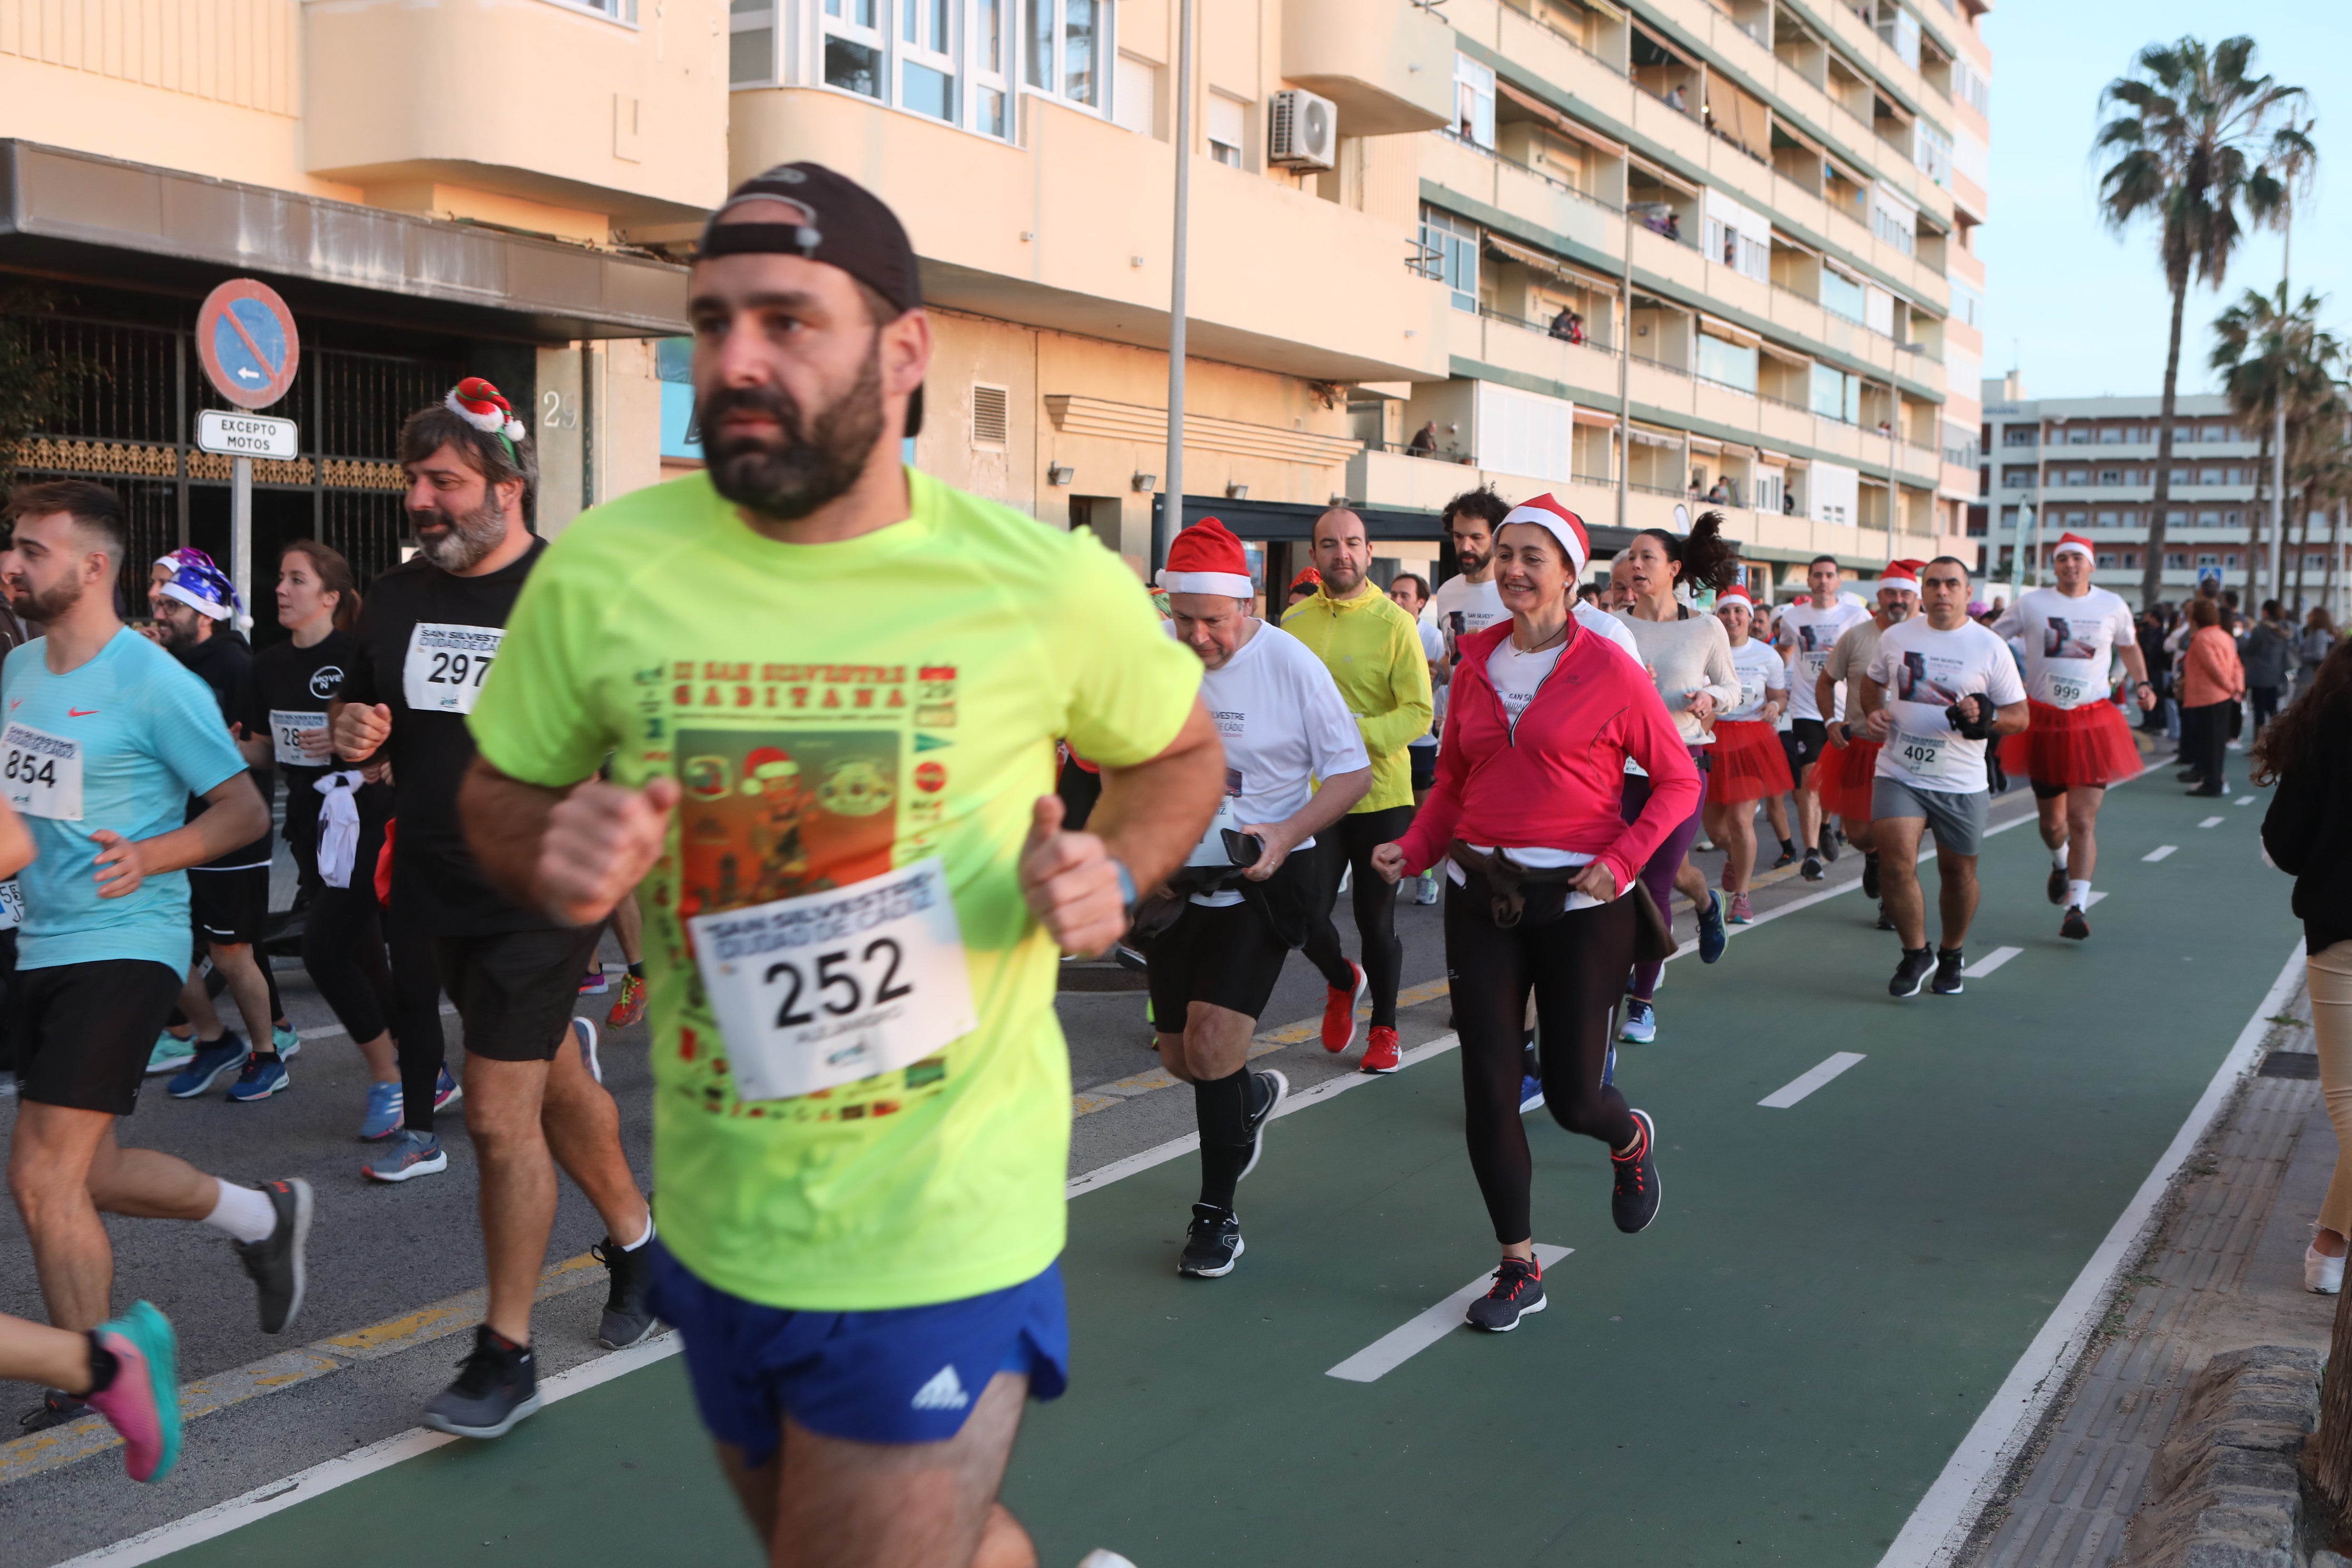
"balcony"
1281,0,1454,136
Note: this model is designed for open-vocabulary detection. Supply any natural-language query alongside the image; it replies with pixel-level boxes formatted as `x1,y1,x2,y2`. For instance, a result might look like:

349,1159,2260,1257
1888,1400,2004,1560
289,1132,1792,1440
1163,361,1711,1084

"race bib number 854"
1,723,82,820
688,858,977,1102
402,624,505,716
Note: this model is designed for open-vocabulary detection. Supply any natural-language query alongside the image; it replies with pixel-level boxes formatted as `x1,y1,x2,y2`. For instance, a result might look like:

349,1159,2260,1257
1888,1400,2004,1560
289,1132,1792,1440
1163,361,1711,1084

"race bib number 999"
402,624,505,716
688,858,977,1103
1,723,82,820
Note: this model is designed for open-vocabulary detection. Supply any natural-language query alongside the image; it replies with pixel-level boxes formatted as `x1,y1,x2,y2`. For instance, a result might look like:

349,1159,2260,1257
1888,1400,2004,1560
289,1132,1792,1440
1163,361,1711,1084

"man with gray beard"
329,380,656,1439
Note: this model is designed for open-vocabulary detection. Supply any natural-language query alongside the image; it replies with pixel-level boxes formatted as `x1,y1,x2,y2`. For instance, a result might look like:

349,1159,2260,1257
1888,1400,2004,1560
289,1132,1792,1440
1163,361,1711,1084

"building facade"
1976,380,2348,612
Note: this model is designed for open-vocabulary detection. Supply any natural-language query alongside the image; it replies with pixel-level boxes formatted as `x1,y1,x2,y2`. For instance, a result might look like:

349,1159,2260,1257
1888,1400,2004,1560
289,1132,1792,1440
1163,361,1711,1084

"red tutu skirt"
1708,720,1795,803
1815,736,1883,821
1999,700,2143,788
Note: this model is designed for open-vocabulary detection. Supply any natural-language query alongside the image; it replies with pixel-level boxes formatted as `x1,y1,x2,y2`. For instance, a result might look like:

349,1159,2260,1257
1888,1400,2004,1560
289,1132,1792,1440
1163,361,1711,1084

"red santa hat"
1288,566,1322,592
1717,583,1752,605
1878,559,1921,590
1155,517,1256,598
1496,493,1592,577
2052,533,2095,562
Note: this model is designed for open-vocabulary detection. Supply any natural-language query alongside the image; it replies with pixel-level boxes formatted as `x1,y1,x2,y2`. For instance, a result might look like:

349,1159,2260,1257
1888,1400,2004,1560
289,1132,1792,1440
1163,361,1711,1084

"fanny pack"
1447,840,1676,963
1130,832,1317,949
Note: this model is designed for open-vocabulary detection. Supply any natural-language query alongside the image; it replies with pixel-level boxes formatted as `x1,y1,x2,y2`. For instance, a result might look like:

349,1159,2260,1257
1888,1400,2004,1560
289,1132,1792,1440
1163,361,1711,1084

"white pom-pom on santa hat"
1155,516,1256,598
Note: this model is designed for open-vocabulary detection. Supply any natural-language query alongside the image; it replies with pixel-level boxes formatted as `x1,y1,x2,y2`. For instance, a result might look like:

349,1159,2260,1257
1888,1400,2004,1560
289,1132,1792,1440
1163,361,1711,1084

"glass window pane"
1027,0,1052,89
979,85,1007,136
903,61,956,120
1064,0,1097,104
826,35,881,96
979,0,1001,67
853,0,875,24
730,25,773,83
825,0,841,12
930,0,949,47
731,0,767,11
905,0,917,40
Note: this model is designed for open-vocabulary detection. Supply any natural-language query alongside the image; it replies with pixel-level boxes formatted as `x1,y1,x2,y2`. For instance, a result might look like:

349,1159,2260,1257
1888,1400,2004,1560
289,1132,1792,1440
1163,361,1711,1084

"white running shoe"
1077,1554,1140,1568
573,1018,602,1083
2307,1243,2345,1295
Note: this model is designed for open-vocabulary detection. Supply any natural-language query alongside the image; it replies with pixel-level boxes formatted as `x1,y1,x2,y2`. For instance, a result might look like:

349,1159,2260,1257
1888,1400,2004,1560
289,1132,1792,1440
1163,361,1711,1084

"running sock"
1193,1069,1253,1212
81,1333,119,1397
620,1215,656,1251
1778,837,1797,859
2069,879,2093,909
626,962,645,979
2051,842,2070,869
250,1050,281,1065
1612,1119,1648,1161
203,1181,278,1244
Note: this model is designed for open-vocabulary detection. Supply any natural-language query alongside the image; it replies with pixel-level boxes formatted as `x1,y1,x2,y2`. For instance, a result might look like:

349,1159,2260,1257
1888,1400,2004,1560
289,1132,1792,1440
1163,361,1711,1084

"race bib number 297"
402,623,505,716
1,723,82,820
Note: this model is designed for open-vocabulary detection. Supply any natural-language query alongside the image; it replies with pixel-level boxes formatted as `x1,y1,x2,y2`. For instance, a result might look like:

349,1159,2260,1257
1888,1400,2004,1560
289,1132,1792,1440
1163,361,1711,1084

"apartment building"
728,0,1989,596
1976,382,2348,611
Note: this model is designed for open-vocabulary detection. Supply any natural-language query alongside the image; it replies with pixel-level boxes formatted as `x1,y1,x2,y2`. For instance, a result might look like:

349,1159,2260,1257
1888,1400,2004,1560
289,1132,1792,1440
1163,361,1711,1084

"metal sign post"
194,281,302,633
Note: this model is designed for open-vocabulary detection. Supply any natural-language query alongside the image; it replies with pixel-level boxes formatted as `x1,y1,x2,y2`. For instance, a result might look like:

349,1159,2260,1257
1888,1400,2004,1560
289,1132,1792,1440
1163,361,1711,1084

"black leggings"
1302,804,1415,1028
1448,871,1638,1245
298,803,447,1131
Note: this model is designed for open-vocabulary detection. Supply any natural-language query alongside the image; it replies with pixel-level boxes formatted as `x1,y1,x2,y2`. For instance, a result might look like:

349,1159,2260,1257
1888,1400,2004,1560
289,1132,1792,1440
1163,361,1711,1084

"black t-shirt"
342,543,551,936
246,629,361,849
173,630,271,870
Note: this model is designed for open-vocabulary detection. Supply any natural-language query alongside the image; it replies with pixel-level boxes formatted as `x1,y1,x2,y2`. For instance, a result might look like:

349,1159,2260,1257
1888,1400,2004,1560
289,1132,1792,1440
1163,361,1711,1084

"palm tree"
2095,35,2311,609
2288,390,2351,615
2211,286,2338,605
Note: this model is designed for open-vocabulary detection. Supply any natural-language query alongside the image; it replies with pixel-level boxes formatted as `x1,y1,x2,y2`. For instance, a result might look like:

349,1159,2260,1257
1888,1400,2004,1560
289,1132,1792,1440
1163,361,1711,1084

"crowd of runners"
0,164,2227,1567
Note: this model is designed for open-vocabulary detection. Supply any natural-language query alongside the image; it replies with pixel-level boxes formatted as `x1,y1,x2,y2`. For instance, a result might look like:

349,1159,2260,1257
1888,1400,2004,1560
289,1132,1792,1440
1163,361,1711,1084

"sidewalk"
1964,969,2335,1567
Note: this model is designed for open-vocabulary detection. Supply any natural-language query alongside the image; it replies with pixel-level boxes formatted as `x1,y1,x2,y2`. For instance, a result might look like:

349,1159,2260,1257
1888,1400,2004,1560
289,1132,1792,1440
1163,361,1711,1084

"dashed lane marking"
2143,845,2178,862
2237,796,2256,806
1758,1052,1867,1109
1961,947,2024,979
2085,891,2110,908
2199,816,2224,829
1326,1244,1574,1383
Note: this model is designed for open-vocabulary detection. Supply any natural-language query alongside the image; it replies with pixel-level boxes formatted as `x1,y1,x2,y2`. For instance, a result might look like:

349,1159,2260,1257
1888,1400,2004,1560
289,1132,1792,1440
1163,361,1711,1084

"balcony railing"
1497,0,1606,67
1437,127,1624,214
1480,304,1618,352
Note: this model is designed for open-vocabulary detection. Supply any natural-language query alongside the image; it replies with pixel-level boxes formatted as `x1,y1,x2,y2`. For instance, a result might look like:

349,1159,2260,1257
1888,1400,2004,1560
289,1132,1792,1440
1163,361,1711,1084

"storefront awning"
1496,82,1629,160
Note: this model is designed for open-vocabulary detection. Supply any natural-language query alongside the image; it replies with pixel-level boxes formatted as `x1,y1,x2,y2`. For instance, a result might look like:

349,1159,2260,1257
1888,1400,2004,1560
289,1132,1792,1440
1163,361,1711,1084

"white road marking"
2236,796,2255,806
1961,947,2023,979
2084,891,2109,908
1875,941,2308,1568
2198,816,2224,829
1326,1244,1574,1383
1758,1052,1867,1109
2142,845,2178,862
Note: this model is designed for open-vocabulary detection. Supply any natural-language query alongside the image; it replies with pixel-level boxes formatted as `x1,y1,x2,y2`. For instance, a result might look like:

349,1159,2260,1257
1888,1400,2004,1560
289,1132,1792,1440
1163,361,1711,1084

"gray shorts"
1871,776,1988,857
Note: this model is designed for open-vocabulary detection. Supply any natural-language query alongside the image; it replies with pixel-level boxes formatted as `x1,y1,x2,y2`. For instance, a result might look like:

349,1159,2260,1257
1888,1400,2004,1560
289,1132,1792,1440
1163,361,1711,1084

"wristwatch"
1110,858,1138,923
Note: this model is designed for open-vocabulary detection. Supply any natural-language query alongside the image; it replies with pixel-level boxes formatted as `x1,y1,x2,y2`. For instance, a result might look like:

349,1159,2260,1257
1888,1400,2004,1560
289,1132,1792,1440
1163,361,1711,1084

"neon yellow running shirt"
471,469,1202,1310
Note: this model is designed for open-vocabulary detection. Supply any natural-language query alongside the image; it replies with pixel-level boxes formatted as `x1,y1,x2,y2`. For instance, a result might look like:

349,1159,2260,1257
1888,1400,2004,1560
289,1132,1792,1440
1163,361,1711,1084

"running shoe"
1696,888,1728,964
1931,948,1966,995
167,1034,248,1099
232,1178,312,1335
1800,851,1823,883
18,1389,86,1432
1771,844,1796,870
1861,852,1880,899
591,1236,658,1349
574,1017,602,1084
359,1082,404,1141
87,1301,180,1483
362,1129,447,1183
2176,767,2203,783
2187,784,2225,798
226,1055,291,1102
272,1023,303,1060
145,1031,195,1076
1875,903,1897,932
1360,1025,1401,1074
605,973,648,1030
1520,1074,1544,1113
1237,1069,1288,1183
423,1326,541,1439
1889,947,1935,999
2047,864,2069,906
1602,1043,1616,1088
1464,1255,1544,1331
577,967,610,996
1320,962,1367,1053
434,1064,462,1111
1177,1204,1243,1278
1727,891,1753,925
1818,829,1840,865
2306,1243,2345,1296
2061,905,2091,942
1611,1109,1662,1234
1618,998,1657,1045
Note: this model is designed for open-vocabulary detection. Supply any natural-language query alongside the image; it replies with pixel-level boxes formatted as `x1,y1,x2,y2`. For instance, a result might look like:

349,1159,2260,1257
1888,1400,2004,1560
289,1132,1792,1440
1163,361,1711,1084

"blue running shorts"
646,1242,1069,1461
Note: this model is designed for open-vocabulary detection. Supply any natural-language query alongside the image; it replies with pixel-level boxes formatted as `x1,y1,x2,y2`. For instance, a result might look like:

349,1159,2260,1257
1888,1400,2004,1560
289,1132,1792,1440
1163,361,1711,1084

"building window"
1419,207,1479,314
1812,364,1861,425
2165,553,2189,569
2122,552,2138,568
796,0,1016,136
1913,120,1952,186
2224,553,2240,569
899,0,958,121
556,0,638,19
2000,466,2035,489
1454,54,1496,149
2002,426,2035,447
823,0,885,97
2194,553,2219,567
1952,56,1990,116
2097,470,2120,485
1206,93,1246,167
1820,267,1866,325
2311,553,2333,572
1026,0,1103,110
731,0,777,84
1697,332,1759,394
2096,553,2116,568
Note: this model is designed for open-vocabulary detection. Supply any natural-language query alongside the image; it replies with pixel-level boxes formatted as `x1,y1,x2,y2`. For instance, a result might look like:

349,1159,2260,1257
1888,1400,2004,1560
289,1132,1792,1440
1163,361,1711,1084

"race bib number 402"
1894,729,1960,784
688,858,977,1103
402,623,505,716
1,723,82,820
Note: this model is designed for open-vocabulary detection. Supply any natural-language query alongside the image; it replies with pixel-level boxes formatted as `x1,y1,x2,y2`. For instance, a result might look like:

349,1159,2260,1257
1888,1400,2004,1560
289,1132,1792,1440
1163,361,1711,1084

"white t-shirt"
1470,638,1594,892
1575,600,1641,660
1864,618,2028,795
1724,637,1787,722
1424,574,1508,639
1183,621,1369,905
1780,599,1871,722
1991,586,2137,710
1413,618,1445,747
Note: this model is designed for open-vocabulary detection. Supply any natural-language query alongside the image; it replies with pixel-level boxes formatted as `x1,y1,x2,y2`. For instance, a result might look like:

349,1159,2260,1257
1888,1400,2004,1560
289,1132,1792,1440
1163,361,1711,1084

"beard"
10,575,80,624
702,339,885,524
414,494,510,573
1457,544,1490,574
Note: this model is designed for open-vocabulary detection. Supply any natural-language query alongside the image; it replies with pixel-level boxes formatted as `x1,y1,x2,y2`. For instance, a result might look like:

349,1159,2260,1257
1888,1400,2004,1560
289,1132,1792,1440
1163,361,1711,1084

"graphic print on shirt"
1895,651,1965,709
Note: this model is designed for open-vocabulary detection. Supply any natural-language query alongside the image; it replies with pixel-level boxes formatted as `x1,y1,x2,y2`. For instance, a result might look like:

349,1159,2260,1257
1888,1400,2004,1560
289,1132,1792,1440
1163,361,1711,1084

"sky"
1976,1,2349,403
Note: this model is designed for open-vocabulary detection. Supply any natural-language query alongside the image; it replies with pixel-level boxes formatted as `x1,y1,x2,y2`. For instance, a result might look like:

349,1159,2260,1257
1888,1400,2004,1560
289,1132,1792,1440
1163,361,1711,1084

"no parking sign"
195,280,300,410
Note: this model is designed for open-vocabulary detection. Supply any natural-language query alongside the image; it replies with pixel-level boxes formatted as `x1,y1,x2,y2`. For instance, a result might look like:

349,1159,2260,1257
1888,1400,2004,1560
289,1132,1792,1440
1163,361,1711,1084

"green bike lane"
124,779,2297,1568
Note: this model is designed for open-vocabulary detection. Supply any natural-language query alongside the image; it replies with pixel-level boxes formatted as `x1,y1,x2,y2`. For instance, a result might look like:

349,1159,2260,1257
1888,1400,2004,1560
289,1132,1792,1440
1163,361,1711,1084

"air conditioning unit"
1268,89,1338,171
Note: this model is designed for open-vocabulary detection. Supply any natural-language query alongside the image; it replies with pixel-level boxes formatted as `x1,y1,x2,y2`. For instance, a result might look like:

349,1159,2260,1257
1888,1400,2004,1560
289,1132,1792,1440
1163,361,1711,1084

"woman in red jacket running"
1371,494,1699,1334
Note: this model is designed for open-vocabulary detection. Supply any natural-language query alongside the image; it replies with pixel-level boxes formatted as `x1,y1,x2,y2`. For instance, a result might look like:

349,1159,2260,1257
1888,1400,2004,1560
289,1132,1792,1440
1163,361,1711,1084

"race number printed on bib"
269,709,330,768
688,857,977,1103
2037,670,2093,709
402,624,505,716
0,880,25,931
1894,729,1959,784
1,724,82,820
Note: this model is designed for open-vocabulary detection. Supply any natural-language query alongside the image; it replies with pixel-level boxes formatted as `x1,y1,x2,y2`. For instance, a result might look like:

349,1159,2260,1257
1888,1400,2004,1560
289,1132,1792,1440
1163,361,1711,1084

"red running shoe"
1360,1025,1401,1074
1320,962,1366,1053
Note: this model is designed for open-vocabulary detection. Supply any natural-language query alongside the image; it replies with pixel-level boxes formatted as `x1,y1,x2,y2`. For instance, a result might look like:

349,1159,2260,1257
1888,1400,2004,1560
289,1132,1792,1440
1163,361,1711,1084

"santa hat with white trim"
1717,583,1753,606
2052,533,2095,562
1155,517,1256,599
1878,558,1921,590
1497,493,1592,576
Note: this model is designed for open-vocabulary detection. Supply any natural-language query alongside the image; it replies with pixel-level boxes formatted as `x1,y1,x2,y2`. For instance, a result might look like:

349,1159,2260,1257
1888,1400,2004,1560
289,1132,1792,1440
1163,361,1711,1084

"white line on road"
1758,1052,1867,1109
2085,891,2110,908
2199,816,2224,829
1874,940,2308,1568
1326,1244,1574,1383
1961,947,2023,979
2143,845,2178,862
2237,796,2255,806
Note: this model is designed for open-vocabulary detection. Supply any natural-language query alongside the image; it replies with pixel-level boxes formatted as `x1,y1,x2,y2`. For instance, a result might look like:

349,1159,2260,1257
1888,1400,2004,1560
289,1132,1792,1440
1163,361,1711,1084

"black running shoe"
1178,1204,1243,1278
1771,845,1796,870
423,1326,542,1439
1818,829,1840,865
1611,1110,1662,1233
18,1389,86,1432
591,1236,658,1349
232,1178,312,1334
1801,852,1823,883
2176,767,2203,783
1464,1255,1546,1331
1932,948,1966,995
1875,902,1896,932
1861,852,1880,899
2047,865,2068,906
2062,905,2091,941
1237,1070,1289,1184
1890,947,1934,998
